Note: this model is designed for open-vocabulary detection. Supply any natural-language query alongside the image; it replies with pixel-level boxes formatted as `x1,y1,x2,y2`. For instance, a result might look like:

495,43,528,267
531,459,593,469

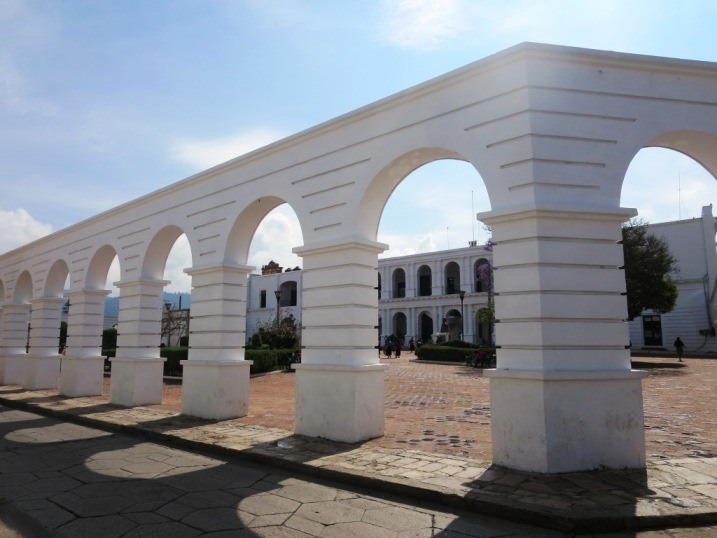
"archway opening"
374,156,494,461
243,203,303,347
418,311,434,343
392,312,407,342
160,233,192,350
621,142,717,462
138,228,193,358
622,145,717,353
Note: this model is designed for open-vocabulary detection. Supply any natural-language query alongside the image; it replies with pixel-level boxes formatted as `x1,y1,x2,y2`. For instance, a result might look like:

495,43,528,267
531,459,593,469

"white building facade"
246,245,494,346
246,268,303,337
629,205,717,353
377,245,493,345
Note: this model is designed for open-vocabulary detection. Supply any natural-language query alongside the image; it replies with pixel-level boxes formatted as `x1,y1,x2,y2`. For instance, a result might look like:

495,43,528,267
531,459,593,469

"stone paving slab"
1,385,717,534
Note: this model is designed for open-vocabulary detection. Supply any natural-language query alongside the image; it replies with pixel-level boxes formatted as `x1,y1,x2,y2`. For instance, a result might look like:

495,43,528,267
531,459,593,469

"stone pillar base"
60,356,106,397
180,360,253,419
0,355,26,385
294,363,388,443
109,358,166,406
24,355,62,390
486,368,649,473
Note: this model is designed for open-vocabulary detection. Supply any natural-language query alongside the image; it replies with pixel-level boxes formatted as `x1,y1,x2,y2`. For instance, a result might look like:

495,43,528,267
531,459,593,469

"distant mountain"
104,292,191,318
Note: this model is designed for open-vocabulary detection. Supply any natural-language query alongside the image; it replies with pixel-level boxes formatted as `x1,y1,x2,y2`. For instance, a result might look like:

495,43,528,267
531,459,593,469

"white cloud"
378,0,652,52
0,208,52,254
379,0,462,50
380,232,438,258
170,129,286,171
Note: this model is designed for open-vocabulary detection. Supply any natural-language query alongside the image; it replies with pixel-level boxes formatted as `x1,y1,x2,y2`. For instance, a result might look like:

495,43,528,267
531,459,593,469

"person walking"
674,337,685,362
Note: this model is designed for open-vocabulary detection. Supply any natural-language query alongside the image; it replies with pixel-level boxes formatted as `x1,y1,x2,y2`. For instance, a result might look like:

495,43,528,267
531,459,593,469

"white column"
480,206,647,473
407,306,416,341
460,257,471,293
25,297,65,390
293,238,388,443
109,279,167,406
180,263,253,419
0,303,31,384
434,261,443,296
59,289,110,397
405,263,416,298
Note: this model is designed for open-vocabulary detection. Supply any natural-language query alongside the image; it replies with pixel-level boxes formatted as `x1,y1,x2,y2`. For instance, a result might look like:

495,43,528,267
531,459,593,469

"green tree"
622,219,678,320
102,327,117,351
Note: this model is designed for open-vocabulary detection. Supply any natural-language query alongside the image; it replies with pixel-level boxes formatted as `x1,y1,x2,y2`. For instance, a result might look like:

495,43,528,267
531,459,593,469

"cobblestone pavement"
0,406,569,537
152,353,717,463
0,354,716,534
1,406,717,537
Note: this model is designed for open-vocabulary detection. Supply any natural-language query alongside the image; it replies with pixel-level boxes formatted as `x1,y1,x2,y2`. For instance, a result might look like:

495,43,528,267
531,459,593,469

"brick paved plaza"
143,352,717,465
3,353,717,533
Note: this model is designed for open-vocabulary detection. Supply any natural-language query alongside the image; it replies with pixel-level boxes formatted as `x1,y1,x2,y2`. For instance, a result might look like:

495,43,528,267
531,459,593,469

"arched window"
278,280,298,306
474,258,491,293
418,311,433,342
392,312,407,340
392,268,406,298
444,261,460,295
417,265,432,297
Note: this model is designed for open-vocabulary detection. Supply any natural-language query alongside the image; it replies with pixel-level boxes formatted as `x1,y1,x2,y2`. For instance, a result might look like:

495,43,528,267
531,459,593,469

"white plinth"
294,363,388,443
109,357,166,406
486,368,649,473
23,355,62,390
0,355,26,385
180,360,253,419
59,356,106,397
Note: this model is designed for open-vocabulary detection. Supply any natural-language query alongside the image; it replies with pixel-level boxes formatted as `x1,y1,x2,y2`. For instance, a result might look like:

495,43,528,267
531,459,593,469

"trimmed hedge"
245,348,295,375
437,340,482,349
416,342,495,363
101,347,294,376
161,347,187,376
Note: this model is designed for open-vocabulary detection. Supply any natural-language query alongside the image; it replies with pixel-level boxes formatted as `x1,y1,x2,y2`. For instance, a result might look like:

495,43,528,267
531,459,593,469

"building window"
417,265,432,296
446,277,456,295
279,281,298,306
260,290,266,308
643,315,663,346
392,268,406,299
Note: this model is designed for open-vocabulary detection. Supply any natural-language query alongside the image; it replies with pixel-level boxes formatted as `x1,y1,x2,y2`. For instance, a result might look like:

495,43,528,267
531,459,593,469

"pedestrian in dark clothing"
674,337,685,362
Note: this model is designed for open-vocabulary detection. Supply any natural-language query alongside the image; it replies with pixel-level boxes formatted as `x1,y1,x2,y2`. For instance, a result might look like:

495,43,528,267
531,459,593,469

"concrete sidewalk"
1,384,716,534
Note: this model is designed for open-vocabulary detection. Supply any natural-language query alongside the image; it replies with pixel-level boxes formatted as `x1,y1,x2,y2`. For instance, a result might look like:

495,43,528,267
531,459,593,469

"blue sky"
1,0,716,292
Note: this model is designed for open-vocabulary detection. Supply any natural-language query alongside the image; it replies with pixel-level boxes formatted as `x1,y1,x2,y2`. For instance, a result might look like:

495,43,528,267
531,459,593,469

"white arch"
44,260,69,298
225,197,304,265
12,271,33,303
85,244,120,291
0,43,716,473
142,225,192,281
356,148,488,241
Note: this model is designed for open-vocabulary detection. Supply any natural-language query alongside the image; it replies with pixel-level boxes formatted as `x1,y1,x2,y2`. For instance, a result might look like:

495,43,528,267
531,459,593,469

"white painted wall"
629,205,717,353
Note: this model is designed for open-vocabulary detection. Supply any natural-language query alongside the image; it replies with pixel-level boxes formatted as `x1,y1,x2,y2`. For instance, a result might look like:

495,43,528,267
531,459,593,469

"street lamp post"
164,301,172,346
458,290,466,341
274,290,282,328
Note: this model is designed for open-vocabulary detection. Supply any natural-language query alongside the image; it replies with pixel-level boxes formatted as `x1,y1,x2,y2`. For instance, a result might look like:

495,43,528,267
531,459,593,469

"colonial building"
246,262,303,337
248,207,717,353
629,205,717,353
247,244,495,345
